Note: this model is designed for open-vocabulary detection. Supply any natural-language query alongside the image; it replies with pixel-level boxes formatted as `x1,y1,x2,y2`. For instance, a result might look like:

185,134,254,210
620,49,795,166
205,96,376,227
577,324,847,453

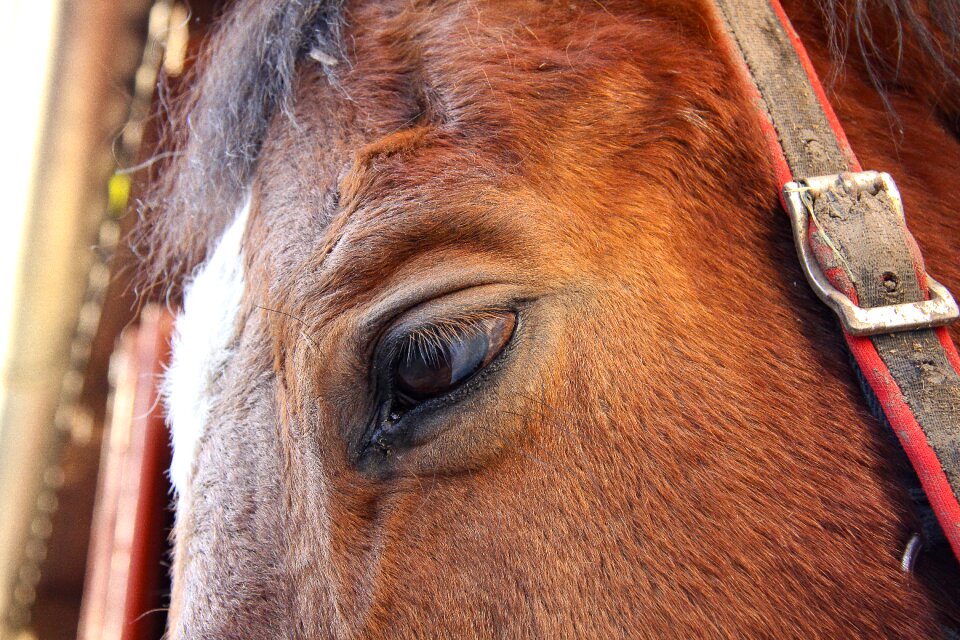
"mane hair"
133,0,960,297
133,0,345,294
814,0,960,129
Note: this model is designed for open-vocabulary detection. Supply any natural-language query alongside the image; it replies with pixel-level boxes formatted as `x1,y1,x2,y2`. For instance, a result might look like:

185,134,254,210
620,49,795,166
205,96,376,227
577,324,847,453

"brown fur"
157,0,960,637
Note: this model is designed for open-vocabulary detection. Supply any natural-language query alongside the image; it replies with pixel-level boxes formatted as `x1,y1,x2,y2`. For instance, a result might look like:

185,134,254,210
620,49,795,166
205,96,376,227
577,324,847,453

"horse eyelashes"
390,310,517,410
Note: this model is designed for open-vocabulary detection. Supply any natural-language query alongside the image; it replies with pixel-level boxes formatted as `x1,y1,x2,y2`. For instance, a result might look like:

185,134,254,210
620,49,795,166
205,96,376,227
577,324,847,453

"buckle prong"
782,171,959,336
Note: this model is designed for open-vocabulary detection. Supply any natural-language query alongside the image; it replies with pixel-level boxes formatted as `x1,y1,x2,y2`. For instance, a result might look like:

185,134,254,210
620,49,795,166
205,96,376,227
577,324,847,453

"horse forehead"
249,0,717,310
278,0,681,171
254,121,557,284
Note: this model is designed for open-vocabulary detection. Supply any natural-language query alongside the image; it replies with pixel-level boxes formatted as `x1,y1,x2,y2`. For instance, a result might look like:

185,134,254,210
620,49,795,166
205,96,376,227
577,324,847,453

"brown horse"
138,0,960,636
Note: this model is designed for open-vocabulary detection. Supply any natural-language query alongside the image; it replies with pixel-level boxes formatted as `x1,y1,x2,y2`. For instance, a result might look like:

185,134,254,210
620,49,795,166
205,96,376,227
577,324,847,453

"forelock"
133,0,346,298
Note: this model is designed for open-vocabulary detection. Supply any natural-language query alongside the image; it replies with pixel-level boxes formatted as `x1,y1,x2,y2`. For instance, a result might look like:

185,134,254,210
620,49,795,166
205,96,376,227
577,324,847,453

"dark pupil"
394,313,515,404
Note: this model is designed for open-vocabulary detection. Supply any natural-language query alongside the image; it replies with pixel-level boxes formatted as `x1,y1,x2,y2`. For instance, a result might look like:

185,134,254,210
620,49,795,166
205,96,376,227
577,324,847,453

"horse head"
140,0,960,636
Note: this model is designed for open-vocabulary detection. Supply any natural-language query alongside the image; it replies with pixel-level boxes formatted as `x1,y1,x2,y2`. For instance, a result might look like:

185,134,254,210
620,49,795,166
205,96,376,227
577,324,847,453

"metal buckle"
782,171,959,336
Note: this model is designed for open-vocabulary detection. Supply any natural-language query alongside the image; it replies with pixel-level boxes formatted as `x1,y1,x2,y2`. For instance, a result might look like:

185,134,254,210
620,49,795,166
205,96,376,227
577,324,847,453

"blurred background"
0,1,227,638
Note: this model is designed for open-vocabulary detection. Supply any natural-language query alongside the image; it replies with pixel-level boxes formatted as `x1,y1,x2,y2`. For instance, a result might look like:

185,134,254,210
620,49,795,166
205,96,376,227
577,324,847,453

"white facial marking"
164,196,251,500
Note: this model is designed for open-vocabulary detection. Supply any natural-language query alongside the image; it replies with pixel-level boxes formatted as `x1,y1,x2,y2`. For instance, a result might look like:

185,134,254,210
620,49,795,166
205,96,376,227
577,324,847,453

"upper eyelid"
404,309,512,342
357,278,510,345
360,287,535,385
382,308,515,360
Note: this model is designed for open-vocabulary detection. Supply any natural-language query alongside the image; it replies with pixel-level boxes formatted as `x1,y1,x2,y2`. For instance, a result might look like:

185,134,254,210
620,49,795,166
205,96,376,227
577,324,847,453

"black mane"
134,0,344,293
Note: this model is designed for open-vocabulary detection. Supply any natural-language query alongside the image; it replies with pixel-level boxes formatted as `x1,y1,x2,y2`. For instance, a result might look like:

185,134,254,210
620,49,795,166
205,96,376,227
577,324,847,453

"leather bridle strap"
707,0,960,560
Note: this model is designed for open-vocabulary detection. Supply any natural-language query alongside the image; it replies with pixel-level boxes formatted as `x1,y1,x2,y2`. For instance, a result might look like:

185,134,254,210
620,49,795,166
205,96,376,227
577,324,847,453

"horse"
136,0,960,636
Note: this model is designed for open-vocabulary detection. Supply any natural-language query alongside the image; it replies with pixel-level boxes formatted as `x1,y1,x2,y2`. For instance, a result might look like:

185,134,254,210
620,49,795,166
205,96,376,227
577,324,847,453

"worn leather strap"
709,0,960,559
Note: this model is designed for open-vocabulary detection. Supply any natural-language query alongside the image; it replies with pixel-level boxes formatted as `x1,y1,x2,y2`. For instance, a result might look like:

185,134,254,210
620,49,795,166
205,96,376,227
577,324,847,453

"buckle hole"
882,271,900,294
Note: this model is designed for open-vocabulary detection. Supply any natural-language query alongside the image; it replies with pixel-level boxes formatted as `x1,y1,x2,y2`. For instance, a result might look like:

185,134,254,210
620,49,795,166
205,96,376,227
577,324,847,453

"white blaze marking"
164,196,250,499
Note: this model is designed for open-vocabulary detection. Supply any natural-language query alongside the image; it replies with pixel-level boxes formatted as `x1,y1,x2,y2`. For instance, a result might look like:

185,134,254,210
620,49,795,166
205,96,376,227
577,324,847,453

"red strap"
764,0,960,559
715,0,960,558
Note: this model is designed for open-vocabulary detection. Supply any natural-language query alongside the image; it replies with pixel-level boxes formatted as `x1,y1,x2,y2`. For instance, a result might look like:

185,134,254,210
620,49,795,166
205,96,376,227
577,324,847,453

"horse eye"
394,312,516,406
